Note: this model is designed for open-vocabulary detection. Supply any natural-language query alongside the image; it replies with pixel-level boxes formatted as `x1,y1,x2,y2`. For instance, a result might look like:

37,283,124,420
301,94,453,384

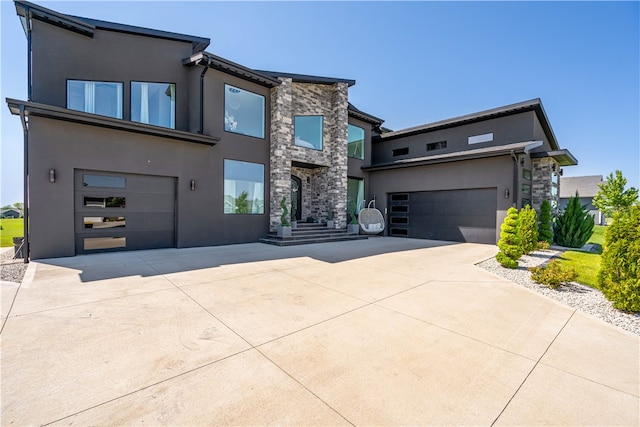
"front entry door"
291,175,302,221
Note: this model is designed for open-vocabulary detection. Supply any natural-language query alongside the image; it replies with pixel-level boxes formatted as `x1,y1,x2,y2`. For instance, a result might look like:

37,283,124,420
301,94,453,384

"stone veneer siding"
532,157,560,212
269,79,349,230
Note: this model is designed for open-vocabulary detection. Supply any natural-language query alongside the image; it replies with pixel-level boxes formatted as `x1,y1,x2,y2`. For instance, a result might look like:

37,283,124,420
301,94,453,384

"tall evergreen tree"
538,200,553,244
518,204,538,254
553,193,594,248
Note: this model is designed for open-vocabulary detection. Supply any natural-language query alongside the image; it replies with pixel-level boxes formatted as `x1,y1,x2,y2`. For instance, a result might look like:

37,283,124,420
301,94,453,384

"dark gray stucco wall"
30,20,195,132
372,112,536,165
27,115,270,259
367,156,515,243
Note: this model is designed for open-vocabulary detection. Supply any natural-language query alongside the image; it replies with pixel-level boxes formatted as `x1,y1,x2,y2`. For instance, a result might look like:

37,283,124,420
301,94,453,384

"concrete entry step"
260,225,368,246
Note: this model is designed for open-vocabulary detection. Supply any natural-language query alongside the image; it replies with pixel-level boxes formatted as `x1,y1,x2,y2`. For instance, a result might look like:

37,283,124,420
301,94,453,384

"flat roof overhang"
362,141,537,172
530,149,578,166
7,98,220,146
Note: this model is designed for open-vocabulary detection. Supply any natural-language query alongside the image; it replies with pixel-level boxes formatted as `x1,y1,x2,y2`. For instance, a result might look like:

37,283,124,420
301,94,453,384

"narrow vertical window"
131,82,176,128
67,80,123,119
348,124,365,159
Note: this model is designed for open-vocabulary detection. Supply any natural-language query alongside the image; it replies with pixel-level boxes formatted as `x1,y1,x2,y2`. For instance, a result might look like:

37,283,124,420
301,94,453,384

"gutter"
510,150,518,207
200,61,208,134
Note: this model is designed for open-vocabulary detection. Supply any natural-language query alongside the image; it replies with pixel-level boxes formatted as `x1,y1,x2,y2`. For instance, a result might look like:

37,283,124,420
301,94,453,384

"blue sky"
1,1,638,206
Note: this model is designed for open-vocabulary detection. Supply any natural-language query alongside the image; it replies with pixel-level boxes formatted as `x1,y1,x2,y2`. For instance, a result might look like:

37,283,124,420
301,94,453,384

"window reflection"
83,174,126,188
131,82,176,129
294,116,323,150
84,237,126,250
84,197,126,208
348,124,365,159
224,160,265,214
224,85,265,138
84,217,126,229
67,80,123,119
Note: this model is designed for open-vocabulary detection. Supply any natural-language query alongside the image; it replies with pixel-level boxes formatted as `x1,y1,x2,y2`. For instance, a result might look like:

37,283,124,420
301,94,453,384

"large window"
67,80,123,119
348,124,365,159
224,160,265,214
224,85,265,139
131,82,175,128
294,116,323,150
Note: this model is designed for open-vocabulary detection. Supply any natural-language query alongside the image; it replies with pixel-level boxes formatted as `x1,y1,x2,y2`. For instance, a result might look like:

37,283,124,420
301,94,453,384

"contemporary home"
559,175,605,225
7,1,577,259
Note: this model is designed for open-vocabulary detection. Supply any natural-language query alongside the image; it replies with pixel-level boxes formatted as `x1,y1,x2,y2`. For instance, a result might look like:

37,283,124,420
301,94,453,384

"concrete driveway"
1,238,638,426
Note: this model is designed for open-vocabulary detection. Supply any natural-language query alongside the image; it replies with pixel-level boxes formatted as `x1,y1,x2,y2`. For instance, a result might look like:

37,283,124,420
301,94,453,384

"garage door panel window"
224,85,265,139
67,80,123,119
84,196,126,208
224,160,265,214
131,82,176,129
84,237,126,250
83,174,126,189
83,216,126,229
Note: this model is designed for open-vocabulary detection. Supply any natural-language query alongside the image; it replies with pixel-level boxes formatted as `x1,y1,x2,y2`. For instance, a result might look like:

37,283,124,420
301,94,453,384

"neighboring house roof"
1,209,21,216
362,141,538,172
348,103,384,126
15,1,210,53
183,52,282,88
376,98,560,150
255,70,356,87
559,175,604,198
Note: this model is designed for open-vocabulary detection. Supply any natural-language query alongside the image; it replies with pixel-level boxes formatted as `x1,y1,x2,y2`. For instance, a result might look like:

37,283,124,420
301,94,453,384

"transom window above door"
131,82,176,129
67,80,123,119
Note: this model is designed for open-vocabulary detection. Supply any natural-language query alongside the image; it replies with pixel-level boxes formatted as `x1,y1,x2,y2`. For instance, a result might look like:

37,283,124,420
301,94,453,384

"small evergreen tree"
496,207,522,269
553,193,594,248
280,196,289,226
235,191,249,214
538,200,553,244
598,204,640,312
518,204,538,254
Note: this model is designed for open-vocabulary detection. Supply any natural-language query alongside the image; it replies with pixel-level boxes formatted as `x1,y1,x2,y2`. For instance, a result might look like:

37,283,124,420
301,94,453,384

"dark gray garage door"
75,170,176,254
388,188,497,244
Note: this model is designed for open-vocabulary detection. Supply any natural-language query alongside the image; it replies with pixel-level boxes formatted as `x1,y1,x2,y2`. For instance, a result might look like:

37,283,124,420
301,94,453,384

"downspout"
199,61,208,134
19,105,29,263
510,150,518,207
25,5,32,101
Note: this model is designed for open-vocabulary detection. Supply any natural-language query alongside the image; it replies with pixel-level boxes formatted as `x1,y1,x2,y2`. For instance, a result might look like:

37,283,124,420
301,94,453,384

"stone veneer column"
328,82,349,228
269,78,293,231
532,157,560,212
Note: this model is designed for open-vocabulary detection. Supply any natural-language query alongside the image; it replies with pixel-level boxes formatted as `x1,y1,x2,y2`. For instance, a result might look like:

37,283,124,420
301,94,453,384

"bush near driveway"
598,205,640,312
0,218,24,247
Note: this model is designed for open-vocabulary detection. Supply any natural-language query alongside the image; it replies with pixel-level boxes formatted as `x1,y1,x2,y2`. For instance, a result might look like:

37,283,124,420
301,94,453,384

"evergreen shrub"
518,205,538,254
496,207,522,269
554,194,594,248
529,260,577,289
538,200,553,244
598,205,640,312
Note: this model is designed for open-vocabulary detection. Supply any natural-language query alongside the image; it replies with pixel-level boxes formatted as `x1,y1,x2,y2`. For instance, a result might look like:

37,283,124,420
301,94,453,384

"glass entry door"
291,175,302,221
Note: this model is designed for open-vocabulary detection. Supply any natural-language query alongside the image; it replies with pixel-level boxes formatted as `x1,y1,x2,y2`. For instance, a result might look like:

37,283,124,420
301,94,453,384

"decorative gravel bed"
0,249,29,284
477,249,640,337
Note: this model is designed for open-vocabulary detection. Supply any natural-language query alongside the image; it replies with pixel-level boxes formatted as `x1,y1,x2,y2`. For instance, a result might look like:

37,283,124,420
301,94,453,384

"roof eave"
15,0,95,38
201,53,281,88
530,149,578,166
7,98,219,146
256,70,356,87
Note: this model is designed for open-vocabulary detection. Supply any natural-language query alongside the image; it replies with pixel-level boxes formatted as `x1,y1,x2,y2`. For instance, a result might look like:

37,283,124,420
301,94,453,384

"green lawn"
556,225,606,289
0,218,24,247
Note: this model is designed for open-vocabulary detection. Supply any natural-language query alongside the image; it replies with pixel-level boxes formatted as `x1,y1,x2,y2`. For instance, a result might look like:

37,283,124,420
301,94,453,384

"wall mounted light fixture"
552,164,557,172
190,179,196,191
520,157,525,167
49,168,56,183
504,188,510,199
559,168,564,176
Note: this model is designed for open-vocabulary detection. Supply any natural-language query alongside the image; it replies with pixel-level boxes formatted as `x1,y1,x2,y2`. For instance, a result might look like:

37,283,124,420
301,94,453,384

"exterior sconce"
552,164,557,172
519,157,525,167
504,189,510,199
559,168,564,176
49,168,56,183
190,179,196,191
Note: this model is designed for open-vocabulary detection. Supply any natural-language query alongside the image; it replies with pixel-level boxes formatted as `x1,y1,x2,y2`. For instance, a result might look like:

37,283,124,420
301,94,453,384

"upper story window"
294,116,323,150
426,141,447,151
224,84,265,139
348,124,365,159
392,147,409,157
131,82,175,129
468,132,493,144
67,80,123,119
